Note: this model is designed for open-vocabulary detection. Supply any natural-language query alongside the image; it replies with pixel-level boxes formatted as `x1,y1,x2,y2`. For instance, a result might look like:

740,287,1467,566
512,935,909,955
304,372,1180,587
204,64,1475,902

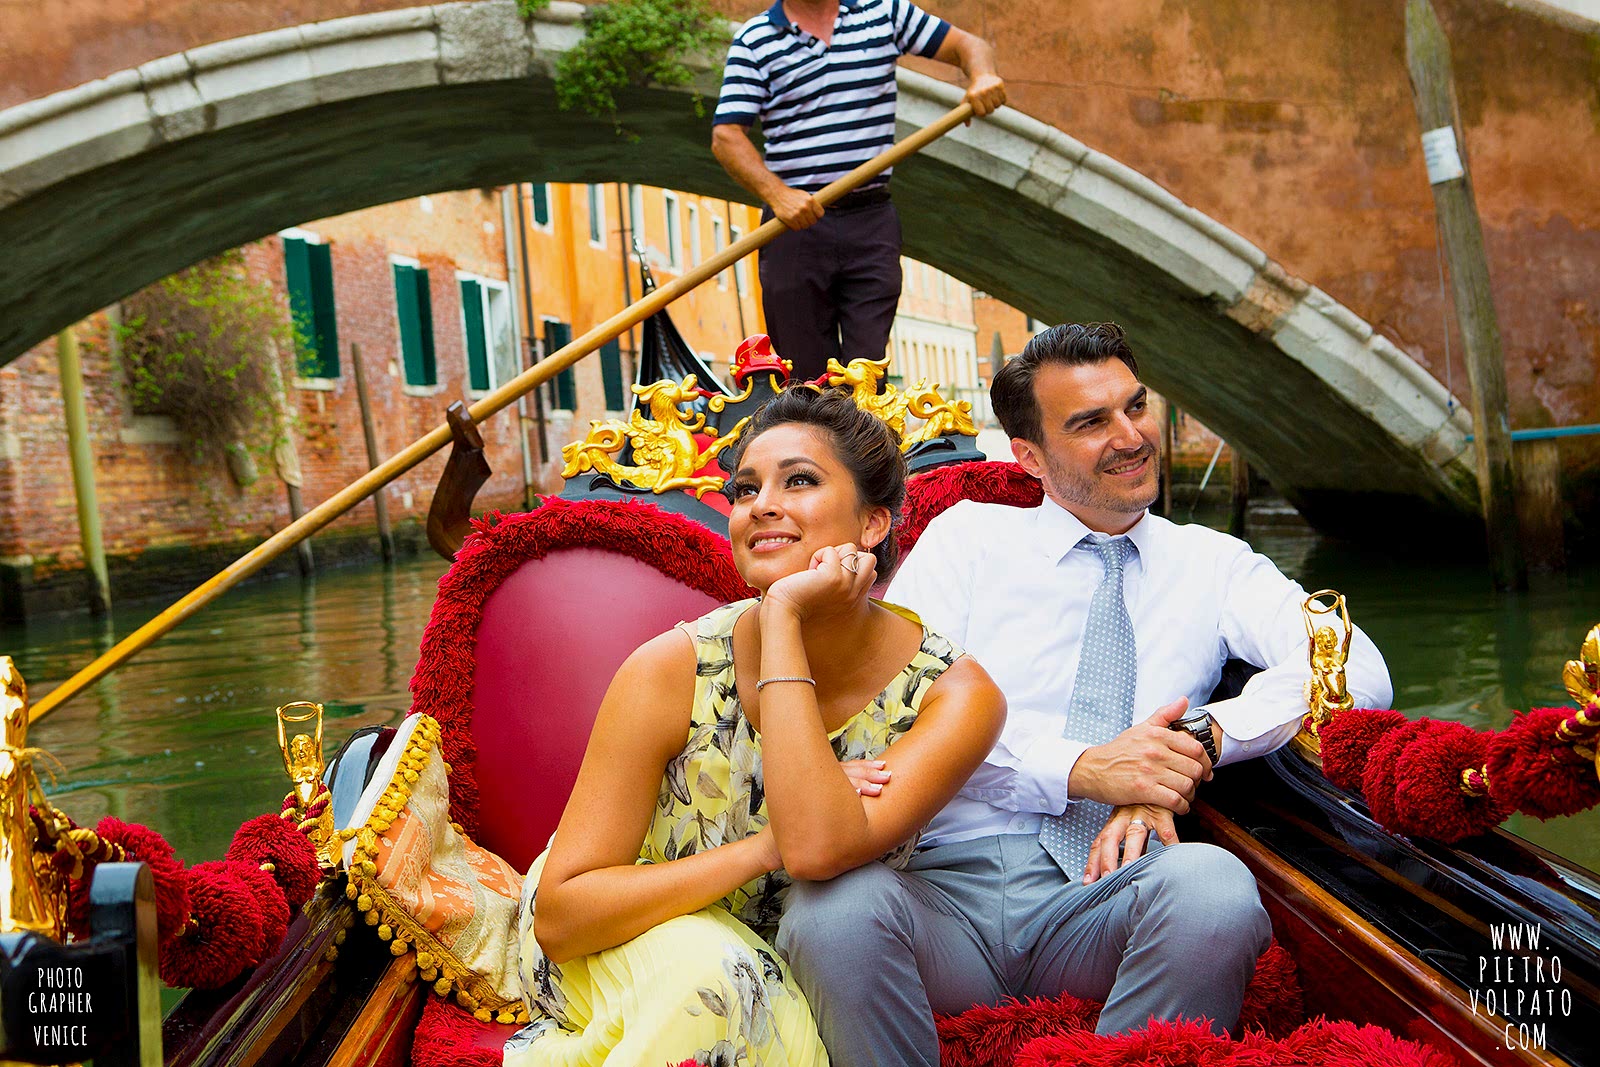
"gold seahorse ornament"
561,375,749,499
824,357,977,447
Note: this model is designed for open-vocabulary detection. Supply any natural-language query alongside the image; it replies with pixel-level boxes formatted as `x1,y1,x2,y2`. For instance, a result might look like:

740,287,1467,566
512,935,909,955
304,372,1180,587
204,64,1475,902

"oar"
29,100,978,724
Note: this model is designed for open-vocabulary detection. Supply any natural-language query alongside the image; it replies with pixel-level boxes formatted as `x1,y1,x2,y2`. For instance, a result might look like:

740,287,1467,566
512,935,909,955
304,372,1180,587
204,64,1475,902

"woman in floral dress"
508,386,1006,1067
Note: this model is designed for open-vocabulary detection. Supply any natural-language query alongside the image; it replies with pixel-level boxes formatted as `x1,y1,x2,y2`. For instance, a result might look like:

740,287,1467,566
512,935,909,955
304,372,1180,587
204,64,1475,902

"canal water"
7,510,1600,878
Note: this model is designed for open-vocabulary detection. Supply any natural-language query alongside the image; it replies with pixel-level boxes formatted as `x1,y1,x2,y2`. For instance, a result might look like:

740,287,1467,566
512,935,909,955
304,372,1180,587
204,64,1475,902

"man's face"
1010,359,1161,533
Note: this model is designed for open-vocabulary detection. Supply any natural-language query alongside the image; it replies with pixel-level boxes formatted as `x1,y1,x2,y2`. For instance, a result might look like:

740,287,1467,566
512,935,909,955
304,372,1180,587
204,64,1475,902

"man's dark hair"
722,384,908,573
991,322,1140,444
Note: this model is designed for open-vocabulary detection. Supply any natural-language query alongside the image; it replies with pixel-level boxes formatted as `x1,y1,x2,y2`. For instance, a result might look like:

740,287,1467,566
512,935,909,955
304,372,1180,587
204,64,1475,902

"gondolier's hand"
1083,804,1178,884
769,184,824,230
1067,697,1211,812
965,72,1007,118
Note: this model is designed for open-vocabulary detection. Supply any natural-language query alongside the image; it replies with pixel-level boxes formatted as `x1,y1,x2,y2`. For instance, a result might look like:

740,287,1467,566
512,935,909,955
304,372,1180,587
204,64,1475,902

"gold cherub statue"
1303,590,1354,731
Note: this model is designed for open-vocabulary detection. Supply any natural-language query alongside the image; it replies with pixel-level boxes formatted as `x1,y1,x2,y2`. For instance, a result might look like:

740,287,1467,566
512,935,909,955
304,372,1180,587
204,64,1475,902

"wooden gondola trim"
27,101,977,724
1199,802,1576,1067
325,954,425,1067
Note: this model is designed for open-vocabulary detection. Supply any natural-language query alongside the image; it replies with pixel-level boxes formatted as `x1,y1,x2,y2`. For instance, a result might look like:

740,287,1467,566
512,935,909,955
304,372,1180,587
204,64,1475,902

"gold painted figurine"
561,375,750,498
1302,590,1355,732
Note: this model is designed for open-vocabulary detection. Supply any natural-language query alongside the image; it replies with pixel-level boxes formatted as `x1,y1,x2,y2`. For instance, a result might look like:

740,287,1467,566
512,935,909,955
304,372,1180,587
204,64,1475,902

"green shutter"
394,264,423,384
461,279,489,391
544,321,576,410
600,338,625,411
532,184,550,227
307,242,339,377
414,268,436,386
284,238,317,375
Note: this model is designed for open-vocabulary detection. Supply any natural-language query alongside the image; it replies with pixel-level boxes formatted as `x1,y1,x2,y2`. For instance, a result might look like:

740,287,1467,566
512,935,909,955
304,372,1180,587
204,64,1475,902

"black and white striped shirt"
714,0,951,191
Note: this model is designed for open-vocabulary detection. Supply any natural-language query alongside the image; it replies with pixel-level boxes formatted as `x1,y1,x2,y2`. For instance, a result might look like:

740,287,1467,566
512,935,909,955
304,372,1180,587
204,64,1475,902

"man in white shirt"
775,322,1393,1067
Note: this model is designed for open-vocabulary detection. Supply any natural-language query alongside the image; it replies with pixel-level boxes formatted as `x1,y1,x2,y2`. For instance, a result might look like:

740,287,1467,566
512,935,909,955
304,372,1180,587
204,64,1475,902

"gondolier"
712,0,1005,381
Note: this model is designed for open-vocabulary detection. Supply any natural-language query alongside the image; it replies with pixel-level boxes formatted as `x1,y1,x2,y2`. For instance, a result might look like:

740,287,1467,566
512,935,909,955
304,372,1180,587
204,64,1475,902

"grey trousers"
774,835,1272,1067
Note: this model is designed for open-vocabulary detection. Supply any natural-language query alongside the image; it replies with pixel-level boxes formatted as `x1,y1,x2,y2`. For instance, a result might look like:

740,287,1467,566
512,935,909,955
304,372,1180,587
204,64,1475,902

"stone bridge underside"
0,0,1477,537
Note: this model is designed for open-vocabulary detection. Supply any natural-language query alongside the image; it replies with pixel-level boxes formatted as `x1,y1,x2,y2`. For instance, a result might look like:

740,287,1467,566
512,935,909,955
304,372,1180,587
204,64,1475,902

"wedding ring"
1128,817,1148,830
840,552,860,574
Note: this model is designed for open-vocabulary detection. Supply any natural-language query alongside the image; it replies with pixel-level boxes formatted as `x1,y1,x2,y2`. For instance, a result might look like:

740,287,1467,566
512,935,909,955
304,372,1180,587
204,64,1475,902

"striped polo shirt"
714,0,951,191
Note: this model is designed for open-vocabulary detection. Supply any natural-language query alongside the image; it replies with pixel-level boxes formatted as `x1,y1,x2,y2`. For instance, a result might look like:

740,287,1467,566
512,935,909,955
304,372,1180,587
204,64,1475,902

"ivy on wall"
521,0,727,135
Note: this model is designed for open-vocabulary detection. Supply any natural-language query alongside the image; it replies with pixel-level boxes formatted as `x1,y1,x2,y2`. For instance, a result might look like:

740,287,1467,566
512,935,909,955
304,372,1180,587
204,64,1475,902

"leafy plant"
550,0,727,134
516,0,552,16
117,250,291,469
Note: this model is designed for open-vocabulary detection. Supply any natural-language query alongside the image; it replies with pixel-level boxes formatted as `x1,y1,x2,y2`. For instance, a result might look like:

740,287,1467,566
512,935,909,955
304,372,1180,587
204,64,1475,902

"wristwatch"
1170,713,1220,766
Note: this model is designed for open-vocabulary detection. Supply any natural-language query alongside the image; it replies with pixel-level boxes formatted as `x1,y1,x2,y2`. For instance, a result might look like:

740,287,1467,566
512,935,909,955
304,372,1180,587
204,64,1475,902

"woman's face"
726,424,889,592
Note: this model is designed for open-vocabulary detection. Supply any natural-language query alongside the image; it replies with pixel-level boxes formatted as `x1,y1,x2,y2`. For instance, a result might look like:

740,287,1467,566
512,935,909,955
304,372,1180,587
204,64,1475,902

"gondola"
7,303,1596,1067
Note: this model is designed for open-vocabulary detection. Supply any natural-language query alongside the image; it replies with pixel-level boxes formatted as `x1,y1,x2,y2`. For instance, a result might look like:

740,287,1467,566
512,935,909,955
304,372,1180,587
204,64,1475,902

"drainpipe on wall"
55,324,110,614
504,185,538,506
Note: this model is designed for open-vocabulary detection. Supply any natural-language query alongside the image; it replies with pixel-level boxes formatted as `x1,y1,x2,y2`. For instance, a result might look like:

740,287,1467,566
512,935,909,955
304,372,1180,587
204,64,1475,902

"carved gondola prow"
426,402,492,562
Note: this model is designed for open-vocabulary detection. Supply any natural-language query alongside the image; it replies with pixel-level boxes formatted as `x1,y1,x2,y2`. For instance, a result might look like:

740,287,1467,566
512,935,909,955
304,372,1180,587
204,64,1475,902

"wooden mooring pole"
350,342,394,562
1160,400,1175,518
1230,447,1250,538
55,326,110,614
1405,0,1524,590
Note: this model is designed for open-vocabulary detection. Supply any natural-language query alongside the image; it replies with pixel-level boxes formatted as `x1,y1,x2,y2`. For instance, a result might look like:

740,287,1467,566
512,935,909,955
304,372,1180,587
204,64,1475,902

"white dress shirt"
887,496,1393,848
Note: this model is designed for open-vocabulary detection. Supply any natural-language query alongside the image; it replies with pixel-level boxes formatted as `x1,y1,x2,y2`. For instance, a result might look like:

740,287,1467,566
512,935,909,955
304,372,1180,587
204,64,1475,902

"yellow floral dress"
508,598,962,1067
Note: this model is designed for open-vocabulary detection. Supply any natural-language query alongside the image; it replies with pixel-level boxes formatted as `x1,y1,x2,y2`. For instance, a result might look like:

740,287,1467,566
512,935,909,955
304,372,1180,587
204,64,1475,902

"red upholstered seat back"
409,499,755,873
471,548,724,870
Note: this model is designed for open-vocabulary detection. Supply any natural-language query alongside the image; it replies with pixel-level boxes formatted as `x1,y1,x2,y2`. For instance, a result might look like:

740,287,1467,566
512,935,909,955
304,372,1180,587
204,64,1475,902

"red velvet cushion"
470,548,724,871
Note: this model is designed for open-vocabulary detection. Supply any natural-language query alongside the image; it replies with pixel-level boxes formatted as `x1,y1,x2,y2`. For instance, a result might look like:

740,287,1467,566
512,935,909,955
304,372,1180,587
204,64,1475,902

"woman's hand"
841,759,891,797
762,542,877,623
1083,803,1179,884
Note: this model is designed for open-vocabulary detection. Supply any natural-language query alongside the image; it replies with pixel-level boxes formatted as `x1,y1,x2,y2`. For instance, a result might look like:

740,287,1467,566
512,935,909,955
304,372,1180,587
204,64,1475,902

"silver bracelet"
756,675,816,692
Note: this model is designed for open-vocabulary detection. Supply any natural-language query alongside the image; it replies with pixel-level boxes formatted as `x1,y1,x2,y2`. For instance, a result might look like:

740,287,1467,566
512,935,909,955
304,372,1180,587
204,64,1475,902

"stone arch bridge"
0,0,1477,536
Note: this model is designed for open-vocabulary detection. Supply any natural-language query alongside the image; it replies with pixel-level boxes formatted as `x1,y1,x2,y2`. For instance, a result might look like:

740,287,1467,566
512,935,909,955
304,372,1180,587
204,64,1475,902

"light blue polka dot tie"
1039,534,1136,879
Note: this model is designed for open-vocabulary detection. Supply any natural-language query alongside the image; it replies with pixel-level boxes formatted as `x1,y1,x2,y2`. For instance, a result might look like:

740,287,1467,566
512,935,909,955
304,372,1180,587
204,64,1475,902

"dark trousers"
757,193,902,383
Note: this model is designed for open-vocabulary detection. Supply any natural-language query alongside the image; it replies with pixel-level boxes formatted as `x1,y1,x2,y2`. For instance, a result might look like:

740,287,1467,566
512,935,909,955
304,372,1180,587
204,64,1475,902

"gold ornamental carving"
0,657,65,938
1302,590,1355,733
824,357,978,448
560,375,750,498
278,700,337,867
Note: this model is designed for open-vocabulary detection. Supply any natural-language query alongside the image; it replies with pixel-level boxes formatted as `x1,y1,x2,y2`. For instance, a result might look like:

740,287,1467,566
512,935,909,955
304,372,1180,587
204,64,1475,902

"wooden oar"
28,100,978,724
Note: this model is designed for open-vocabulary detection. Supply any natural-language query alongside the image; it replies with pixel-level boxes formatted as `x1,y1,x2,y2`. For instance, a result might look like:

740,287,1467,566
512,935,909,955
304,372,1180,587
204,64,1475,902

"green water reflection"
5,517,1598,876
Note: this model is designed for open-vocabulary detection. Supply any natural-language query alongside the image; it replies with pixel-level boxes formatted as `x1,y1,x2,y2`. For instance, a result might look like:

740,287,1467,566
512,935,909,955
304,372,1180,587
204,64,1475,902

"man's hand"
1083,803,1178,884
769,184,824,230
1067,697,1212,812
965,72,1006,117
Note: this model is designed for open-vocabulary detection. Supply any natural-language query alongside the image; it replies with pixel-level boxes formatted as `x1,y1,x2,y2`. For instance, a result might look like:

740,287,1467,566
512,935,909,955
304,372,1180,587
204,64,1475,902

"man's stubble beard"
1038,443,1162,519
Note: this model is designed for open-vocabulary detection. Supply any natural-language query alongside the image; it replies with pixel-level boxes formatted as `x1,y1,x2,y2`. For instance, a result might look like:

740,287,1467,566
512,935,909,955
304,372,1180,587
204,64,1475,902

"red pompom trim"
1237,940,1304,1038
1390,720,1508,842
1318,709,1408,792
223,859,290,964
1278,1017,1461,1066
159,860,266,990
1486,707,1600,821
900,460,1042,562
227,813,321,911
1360,720,1429,830
411,499,755,834
67,816,190,944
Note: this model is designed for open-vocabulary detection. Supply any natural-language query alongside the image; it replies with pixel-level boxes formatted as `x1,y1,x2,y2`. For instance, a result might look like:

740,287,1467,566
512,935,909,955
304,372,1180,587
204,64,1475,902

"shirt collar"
766,0,856,32
1031,493,1153,565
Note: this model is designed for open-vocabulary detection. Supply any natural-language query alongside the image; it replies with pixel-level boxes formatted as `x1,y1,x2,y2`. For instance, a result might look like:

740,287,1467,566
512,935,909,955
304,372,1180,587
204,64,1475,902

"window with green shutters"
543,320,576,410
460,278,490,392
600,338,626,411
283,235,339,378
531,184,551,229
392,261,436,387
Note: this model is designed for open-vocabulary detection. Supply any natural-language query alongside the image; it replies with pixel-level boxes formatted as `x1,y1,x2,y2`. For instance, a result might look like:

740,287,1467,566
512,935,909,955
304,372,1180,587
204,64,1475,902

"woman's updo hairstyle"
722,384,908,574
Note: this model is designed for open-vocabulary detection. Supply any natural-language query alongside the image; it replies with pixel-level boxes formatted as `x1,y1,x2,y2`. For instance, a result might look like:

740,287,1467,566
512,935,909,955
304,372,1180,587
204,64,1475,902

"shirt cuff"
1017,735,1090,814
1198,705,1304,768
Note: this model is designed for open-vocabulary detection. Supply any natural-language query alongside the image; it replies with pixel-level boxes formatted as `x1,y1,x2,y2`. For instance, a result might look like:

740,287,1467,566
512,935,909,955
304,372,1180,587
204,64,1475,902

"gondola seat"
402,468,1323,1067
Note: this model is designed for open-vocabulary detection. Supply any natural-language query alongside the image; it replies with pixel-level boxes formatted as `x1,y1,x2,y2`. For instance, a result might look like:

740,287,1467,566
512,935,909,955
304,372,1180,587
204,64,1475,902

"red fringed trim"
1279,1017,1461,1067
67,816,190,944
1390,721,1509,842
1318,709,1408,792
900,461,1042,561
1360,720,1429,830
227,813,321,911
1237,940,1303,1038
937,990,1100,1067
159,861,266,990
1015,1018,1276,1067
412,995,517,1067
410,498,754,834
1486,707,1600,821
